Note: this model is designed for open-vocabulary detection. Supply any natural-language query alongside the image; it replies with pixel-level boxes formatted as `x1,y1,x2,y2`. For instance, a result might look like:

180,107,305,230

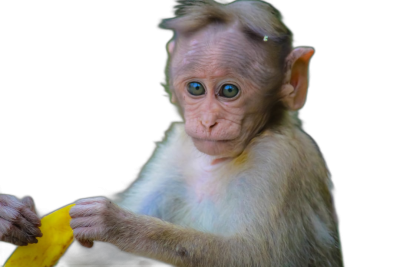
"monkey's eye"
219,84,239,98
187,82,205,96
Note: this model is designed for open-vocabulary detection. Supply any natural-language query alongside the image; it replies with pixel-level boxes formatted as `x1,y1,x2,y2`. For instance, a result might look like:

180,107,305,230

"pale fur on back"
117,112,340,266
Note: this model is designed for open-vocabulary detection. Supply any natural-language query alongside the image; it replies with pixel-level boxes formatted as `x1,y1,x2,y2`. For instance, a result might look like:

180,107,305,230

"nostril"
200,120,218,131
200,115,218,130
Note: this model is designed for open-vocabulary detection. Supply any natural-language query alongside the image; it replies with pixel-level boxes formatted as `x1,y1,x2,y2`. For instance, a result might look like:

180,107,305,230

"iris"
187,82,205,96
220,84,239,98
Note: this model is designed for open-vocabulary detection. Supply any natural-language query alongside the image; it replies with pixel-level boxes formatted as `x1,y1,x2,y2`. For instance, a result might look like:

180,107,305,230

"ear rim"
167,40,175,54
281,47,315,111
171,91,177,104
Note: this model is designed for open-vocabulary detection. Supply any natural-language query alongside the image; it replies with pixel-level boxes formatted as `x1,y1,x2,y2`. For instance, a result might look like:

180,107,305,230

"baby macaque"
69,0,343,266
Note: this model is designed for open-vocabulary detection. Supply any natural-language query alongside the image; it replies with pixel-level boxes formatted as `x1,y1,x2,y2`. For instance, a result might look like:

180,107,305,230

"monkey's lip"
192,137,234,143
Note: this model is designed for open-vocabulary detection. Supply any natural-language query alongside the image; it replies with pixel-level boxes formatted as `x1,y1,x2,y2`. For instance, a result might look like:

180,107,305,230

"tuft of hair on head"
160,0,293,60
160,0,230,34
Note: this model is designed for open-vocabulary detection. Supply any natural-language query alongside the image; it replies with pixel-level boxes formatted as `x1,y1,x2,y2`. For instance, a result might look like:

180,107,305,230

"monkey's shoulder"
252,126,324,164
245,126,329,177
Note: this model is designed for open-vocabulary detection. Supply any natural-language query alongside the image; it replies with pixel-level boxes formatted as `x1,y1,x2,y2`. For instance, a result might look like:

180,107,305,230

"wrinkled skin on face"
169,25,282,157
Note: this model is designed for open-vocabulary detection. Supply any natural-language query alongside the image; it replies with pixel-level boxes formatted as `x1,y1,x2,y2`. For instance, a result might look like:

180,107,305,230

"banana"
5,204,75,267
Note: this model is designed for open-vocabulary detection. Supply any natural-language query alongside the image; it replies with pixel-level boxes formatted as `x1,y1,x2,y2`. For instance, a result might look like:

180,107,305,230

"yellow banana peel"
5,204,75,267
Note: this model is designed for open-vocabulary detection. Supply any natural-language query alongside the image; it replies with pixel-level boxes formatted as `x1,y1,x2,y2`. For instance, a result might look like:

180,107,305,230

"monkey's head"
161,0,314,158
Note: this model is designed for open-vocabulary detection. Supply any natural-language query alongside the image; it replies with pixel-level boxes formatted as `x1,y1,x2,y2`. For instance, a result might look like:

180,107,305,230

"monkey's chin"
192,138,242,157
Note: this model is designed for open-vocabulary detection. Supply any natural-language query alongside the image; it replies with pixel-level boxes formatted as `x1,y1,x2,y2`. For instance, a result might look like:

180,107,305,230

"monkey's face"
170,27,279,158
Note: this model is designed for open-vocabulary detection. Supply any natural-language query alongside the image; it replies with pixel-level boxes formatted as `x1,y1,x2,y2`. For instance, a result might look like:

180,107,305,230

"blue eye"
187,82,205,96
220,84,239,98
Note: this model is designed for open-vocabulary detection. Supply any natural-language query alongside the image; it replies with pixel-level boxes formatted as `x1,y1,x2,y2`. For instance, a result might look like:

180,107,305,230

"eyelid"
187,81,206,89
214,80,240,92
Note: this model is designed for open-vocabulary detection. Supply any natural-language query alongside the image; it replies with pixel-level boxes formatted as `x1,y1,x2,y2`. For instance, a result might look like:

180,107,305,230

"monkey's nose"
201,120,218,132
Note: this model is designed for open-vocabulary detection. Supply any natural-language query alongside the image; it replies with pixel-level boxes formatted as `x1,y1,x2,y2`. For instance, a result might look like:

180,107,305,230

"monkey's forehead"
174,24,282,61
170,26,278,81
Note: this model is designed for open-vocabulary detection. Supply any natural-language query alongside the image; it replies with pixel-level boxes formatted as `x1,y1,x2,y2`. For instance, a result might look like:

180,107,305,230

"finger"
78,239,94,248
20,206,41,226
14,215,42,238
21,196,36,214
2,235,29,246
73,226,102,242
13,226,39,244
75,197,109,205
6,223,38,244
70,203,106,218
70,216,100,229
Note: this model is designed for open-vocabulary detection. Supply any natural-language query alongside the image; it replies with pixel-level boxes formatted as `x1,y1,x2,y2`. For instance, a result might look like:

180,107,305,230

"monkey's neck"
210,157,230,165
195,152,230,172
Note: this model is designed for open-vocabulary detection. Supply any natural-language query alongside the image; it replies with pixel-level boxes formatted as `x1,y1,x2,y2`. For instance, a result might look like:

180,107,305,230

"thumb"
21,196,37,214
78,239,94,248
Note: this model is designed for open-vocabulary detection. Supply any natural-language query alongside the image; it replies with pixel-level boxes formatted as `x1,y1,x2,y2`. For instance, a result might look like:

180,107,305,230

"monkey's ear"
167,40,175,54
280,47,314,110
171,91,177,104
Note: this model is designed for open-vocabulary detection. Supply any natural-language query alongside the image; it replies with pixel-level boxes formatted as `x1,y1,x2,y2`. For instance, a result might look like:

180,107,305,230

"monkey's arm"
69,121,187,242
70,197,268,267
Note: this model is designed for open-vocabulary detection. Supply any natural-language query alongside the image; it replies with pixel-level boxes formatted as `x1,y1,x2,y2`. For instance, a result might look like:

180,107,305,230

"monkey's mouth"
191,137,242,157
192,137,233,143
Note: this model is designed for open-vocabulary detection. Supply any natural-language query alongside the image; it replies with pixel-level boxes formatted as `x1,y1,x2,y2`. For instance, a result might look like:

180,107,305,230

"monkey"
69,0,343,266
0,194,42,246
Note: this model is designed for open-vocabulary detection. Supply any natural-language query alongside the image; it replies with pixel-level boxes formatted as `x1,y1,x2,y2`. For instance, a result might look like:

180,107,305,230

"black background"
0,0,378,266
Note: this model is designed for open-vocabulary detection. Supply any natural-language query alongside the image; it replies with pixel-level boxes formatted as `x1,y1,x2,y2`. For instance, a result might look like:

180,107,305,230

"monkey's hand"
70,197,128,248
0,194,42,246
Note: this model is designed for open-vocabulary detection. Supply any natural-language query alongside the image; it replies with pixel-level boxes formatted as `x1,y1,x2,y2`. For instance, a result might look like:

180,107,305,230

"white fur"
122,120,333,240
